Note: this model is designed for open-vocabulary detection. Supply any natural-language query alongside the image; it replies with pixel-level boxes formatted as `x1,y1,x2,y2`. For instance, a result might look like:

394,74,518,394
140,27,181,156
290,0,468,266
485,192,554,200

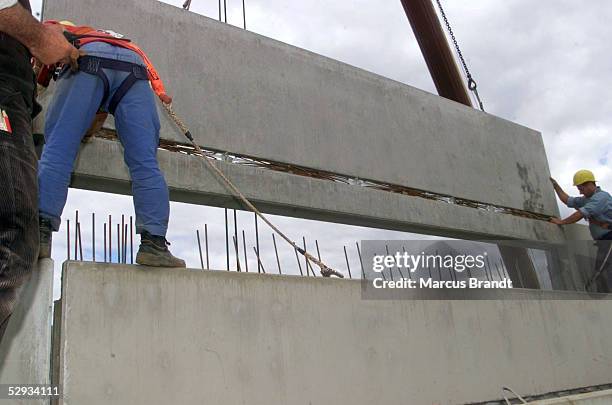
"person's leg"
37,70,104,244
0,85,38,341
113,78,184,267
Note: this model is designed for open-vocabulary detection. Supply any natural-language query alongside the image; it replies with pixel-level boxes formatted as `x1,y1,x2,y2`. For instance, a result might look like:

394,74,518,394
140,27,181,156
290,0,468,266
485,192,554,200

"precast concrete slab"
70,138,568,243
40,0,558,216
56,262,612,405
0,259,54,404
530,389,612,405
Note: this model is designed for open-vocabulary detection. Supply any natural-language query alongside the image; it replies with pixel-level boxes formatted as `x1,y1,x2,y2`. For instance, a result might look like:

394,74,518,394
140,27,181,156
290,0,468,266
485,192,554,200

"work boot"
136,231,186,268
39,217,53,259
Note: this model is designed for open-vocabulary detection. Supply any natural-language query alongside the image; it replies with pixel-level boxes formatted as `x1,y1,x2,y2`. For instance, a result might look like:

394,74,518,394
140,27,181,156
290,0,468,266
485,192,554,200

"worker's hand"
159,93,172,104
549,177,559,187
549,217,564,225
29,23,80,66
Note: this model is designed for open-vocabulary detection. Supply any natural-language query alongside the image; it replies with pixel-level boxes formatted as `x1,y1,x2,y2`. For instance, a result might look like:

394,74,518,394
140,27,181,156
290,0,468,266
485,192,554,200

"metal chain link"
434,0,485,111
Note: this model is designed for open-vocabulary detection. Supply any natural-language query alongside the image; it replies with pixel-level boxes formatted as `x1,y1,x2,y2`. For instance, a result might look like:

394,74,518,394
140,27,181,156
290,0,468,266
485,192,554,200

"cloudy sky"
30,0,611,295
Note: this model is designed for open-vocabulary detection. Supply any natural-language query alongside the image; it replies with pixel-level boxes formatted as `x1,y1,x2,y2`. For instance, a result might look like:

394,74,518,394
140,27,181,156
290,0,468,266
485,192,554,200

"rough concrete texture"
530,389,612,405
71,139,566,242
41,0,559,215
57,262,612,405
0,259,54,404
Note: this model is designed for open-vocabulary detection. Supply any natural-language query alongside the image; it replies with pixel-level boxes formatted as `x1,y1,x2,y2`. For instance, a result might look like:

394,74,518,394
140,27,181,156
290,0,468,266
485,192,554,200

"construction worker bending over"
37,20,185,267
0,2,78,341
550,170,612,291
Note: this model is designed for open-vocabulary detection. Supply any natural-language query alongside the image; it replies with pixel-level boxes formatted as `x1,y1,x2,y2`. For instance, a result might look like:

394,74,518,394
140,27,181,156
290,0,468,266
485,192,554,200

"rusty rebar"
303,237,310,276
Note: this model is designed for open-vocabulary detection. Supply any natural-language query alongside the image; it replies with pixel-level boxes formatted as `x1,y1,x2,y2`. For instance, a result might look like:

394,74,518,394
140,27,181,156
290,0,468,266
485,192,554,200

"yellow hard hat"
59,20,76,27
573,169,596,186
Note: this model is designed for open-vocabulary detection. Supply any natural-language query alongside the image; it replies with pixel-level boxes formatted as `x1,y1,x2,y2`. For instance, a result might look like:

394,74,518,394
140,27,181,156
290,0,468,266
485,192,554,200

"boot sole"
136,251,186,268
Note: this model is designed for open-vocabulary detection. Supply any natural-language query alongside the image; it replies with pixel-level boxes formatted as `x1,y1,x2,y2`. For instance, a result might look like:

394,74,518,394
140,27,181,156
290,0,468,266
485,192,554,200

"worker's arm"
0,2,78,65
550,210,583,225
550,177,569,205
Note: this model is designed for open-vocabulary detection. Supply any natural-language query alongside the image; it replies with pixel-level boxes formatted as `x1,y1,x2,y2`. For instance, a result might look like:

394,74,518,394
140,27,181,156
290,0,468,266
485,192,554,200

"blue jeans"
38,42,169,236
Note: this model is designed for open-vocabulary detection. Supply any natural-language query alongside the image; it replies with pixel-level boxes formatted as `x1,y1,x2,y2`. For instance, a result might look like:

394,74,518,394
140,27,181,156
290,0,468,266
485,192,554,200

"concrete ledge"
0,259,54,402
530,389,612,404
70,138,566,242
56,262,612,405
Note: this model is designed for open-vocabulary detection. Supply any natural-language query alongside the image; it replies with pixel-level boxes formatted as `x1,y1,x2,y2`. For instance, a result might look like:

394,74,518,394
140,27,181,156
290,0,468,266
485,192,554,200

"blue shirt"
567,187,612,240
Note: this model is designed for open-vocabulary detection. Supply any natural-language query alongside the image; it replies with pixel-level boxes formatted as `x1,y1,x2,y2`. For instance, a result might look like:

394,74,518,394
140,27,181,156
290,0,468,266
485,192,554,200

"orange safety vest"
39,20,170,102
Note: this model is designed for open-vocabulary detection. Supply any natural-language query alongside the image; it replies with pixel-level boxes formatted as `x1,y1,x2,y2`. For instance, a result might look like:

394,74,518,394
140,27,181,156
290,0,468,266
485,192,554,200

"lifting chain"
434,0,485,111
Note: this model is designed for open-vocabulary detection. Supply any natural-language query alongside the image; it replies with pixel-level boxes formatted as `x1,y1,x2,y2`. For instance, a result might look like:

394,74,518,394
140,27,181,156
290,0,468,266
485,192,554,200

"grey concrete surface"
531,389,612,405
40,0,559,215
71,138,565,242
57,262,612,405
0,259,54,405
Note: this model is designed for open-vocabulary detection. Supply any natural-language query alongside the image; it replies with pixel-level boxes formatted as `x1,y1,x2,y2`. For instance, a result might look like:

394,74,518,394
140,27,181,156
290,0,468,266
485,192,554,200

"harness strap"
76,55,148,115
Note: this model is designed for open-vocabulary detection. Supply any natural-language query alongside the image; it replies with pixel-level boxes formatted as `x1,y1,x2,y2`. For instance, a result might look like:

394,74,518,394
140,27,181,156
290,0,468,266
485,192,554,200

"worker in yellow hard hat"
550,170,612,291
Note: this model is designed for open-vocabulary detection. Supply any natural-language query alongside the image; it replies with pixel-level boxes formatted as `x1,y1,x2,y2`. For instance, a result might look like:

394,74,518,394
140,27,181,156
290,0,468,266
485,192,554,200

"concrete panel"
41,0,558,215
531,389,612,405
0,259,54,404
71,138,565,242
57,262,612,405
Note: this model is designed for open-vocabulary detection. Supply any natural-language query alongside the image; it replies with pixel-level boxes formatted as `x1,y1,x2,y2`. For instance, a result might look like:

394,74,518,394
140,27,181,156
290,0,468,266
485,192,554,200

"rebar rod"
253,246,266,273
123,224,128,264
356,242,365,279
225,208,229,271
205,224,210,270
92,213,95,262
116,224,120,264
233,235,241,272
343,246,352,279
234,210,239,271
74,211,79,260
197,230,204,269
272,234,281,274
77,222,83,261
104,223,107,262
303,237,310,276
109,215,112,263
130,216,133,264
255,213,260,273
294,247,304,276
242,230,249,273
67,219,70,261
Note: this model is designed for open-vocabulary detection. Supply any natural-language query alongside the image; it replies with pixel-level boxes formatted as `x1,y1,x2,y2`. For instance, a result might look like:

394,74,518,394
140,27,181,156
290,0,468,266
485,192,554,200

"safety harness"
61,31,148,115
76,55,148,115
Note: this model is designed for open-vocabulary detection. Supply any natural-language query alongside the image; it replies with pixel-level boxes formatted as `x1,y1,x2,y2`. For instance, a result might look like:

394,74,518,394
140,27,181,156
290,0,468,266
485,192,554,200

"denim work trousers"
38,42,169,236
0,82,38,341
